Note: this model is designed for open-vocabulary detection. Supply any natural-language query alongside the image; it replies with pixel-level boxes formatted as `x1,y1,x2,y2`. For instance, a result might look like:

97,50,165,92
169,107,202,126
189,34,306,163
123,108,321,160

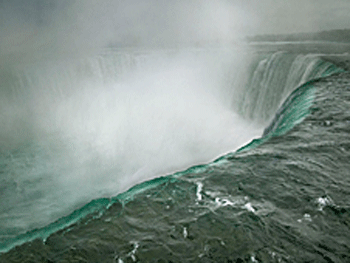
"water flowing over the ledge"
1,43,349,262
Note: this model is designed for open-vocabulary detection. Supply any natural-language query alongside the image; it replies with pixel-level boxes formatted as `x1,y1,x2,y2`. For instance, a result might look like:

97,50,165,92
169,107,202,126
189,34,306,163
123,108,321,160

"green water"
5,71,345,263
1,48,349,262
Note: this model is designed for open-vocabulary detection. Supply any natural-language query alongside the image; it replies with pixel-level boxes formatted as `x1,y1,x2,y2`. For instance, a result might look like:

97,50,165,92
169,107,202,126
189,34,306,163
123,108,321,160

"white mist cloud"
1,0,349,63
241,0,350,35
1,0,348,236
0,0,247,64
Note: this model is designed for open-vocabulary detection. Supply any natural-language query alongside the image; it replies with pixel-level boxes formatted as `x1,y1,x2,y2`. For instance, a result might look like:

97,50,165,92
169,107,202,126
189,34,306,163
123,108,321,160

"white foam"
244,202,256,213
196,182,204,201
183,227,188,238
316,196,334,211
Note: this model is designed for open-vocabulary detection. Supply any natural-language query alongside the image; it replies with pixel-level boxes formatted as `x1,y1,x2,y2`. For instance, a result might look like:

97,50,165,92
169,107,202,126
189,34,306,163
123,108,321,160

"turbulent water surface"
1,42,350,262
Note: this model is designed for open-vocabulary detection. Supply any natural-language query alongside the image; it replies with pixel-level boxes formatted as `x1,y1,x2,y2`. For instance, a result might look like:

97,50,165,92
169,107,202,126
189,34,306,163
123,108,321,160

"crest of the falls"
0,46,344,252
0,48,261,240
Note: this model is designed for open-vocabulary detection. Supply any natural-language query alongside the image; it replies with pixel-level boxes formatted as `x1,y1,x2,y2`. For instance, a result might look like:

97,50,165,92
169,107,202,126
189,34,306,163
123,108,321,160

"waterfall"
0,47,262,240
233,52,343,122
0,46,344,252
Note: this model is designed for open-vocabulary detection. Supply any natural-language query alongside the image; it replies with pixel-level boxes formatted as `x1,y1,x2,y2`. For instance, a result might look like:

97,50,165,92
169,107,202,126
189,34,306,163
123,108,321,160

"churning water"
1,42,350,262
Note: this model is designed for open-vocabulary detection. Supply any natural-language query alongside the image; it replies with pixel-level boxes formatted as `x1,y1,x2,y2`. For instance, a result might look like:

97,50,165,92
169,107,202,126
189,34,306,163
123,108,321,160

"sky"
0,0,349,61
245,0,350,35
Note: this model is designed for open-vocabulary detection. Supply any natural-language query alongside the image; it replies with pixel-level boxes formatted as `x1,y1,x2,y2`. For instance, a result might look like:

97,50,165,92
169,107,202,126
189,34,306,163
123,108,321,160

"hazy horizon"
1,0,349,63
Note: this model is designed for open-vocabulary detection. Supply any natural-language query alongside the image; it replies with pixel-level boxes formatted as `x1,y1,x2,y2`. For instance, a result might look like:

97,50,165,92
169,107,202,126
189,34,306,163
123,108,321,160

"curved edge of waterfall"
0,56,345,255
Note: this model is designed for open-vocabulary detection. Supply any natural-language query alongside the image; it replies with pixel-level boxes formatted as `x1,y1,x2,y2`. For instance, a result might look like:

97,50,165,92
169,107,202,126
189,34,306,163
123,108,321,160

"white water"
233,52,342,122
0,47,262,236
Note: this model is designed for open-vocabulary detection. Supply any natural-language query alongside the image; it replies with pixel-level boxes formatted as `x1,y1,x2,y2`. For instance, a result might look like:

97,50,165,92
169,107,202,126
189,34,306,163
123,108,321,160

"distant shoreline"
246,29,350,43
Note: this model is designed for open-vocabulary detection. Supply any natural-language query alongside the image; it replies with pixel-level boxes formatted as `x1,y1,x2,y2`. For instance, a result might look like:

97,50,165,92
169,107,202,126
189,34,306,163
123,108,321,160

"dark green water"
1,44,350,262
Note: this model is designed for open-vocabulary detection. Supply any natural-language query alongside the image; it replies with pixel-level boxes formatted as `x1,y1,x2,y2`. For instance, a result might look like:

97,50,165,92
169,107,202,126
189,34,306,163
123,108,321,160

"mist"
0,0,261,233
0,0,349,234
0,0,246,146
1,0,348,63
0,0,247,64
